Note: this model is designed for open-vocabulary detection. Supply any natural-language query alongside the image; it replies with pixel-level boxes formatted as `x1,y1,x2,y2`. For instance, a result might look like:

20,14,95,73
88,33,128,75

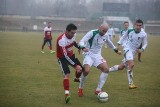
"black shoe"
74,78,80,82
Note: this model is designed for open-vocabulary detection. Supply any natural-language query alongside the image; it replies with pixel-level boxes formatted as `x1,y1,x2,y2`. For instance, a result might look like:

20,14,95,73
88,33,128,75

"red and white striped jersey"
56,33,78,66
44,26,52,39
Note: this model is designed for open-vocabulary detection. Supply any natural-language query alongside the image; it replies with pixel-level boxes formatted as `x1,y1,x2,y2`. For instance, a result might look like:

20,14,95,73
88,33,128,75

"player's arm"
117,30,128,47
139,34,148,52
79,31,93,52
43,27,46,39
105,34,121,55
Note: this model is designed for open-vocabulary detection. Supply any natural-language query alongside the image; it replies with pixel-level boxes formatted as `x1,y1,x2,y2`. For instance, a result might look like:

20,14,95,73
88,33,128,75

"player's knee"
118,66,125,70
102,67,109,73
64,74,70,79
129,63,134,68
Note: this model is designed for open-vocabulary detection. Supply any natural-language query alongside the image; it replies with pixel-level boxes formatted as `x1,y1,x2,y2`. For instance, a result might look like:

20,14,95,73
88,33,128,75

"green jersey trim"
88,30,99,48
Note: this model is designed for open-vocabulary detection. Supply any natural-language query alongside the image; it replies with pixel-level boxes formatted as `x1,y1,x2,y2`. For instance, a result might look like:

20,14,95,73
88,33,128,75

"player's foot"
78,88,83,97
95,90,102,95
74,78,80,82
129,84,137,89
50,50,55,54
65,95,71,104
41,51,45,53
138,59,142,62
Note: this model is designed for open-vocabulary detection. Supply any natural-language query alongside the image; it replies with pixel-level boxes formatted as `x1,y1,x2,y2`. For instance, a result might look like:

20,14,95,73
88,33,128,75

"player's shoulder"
86,29,99,37
140,29,147,36
127,28,134,34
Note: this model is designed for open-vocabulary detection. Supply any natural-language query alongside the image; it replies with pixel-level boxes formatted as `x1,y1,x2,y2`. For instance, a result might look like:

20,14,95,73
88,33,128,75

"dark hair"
48,22,51,24
135,19,143,25
66,23,77,31
124,21,129,24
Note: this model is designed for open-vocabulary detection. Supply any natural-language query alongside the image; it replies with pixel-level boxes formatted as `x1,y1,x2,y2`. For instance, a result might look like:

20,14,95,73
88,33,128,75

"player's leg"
58,58,71,103
41,39,47,53
109,62,126,72
125,50,137,89
68,54,83,82
78,55,93,97
74,58,83,82
48,40,55,53
95,57,109,95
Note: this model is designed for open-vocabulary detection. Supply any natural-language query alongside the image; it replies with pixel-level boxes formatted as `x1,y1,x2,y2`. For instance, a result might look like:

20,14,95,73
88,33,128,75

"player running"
109,19,148,89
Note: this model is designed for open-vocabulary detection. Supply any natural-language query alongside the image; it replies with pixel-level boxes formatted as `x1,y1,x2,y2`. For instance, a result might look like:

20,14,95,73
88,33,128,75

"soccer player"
108,24,115,41
109,19,148,89
77,23,121,97
41,22,55,54
119,21,129,48
104,23,115,48
56,23,86,103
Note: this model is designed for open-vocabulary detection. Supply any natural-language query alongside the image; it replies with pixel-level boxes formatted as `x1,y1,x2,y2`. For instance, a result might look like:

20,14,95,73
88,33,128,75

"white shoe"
41,51,45,53
50,50,55,53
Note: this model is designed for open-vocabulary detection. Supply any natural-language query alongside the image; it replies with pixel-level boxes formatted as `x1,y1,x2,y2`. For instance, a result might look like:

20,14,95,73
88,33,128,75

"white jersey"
43,26,52,38
119,29,128,48
79,29,116,55
107,28,115,41
118,29,147,52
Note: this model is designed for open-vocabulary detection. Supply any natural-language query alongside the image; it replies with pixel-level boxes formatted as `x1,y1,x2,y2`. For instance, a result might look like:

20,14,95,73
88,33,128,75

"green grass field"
0,32,160,107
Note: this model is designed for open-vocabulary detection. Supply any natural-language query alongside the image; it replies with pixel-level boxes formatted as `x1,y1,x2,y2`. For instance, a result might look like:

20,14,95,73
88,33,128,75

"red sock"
49,46,52,50
138,53,141,60
63,79,69,95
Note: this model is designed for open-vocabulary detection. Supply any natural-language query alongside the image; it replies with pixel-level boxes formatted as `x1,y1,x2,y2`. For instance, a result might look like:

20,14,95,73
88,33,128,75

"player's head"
109,24,112,28
48,22,52,28
99,23,109,36
124,21,129,30
66,23,77,39
134,19,143,33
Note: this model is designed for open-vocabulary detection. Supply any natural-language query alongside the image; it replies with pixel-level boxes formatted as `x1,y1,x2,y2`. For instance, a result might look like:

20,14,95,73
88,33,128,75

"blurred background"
0,0,160,34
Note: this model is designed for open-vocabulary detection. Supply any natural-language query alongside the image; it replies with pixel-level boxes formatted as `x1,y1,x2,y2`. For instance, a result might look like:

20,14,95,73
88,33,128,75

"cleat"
74,78,80,83
65,95,71,104
41,51,45,53
50,50,55,54
129,84,137,89
138,59,142,62
78,88,83,97
95,90,102,95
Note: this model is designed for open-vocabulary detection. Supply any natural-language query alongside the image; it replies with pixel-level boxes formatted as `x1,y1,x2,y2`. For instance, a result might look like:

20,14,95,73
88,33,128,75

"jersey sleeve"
105,34,116,49
117,30,128,45
79,31,93,48
141,34,148,51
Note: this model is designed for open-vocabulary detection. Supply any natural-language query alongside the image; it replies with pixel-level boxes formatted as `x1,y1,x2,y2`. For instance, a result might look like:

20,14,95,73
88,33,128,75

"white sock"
79,73,86,88
127,70,133,85
109,65,119,72
96,72,108,91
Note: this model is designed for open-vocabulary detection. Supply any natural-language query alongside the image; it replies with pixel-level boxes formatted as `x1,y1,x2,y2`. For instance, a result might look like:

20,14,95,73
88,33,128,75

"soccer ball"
97,92,109,103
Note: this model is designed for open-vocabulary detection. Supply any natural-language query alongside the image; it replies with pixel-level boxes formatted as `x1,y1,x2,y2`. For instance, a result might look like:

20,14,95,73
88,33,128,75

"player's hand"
137,49,142,53
82,48,89,52
117,50,122,55
75,65,82,73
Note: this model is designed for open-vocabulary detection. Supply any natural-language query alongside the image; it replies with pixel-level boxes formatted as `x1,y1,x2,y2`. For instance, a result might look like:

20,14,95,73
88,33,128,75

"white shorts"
122,48,136,65
83,54,106,67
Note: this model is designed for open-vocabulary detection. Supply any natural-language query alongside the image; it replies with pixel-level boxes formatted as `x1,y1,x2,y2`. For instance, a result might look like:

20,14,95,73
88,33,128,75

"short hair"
135,19,143,25
124,21,129,24
66,23,77,31
48,22,51,24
